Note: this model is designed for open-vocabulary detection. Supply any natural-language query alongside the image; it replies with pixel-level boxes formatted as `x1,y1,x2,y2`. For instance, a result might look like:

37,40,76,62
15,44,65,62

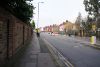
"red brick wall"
13,21,24,53
0,20,7,65
0,7,33,65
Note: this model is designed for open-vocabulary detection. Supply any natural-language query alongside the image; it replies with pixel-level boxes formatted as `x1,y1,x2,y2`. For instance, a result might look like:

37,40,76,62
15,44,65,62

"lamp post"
37,2,44,28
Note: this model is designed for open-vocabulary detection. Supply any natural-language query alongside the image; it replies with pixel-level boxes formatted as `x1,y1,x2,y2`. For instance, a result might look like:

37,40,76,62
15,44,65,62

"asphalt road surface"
40,32,100,67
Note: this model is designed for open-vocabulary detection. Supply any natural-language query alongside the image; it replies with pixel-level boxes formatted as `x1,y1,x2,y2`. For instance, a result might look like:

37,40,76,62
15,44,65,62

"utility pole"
37,2,44,29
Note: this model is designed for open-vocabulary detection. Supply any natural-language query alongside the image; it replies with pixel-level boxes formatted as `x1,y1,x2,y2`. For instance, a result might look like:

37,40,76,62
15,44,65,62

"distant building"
59,22,65,35
43,20,77,35
59,24,64,31
59,20,77,35
43,24,59,33
52,24,59,33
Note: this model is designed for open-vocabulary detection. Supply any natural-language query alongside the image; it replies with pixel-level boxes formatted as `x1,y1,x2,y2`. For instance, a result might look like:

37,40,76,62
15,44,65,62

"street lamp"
37,2,44,28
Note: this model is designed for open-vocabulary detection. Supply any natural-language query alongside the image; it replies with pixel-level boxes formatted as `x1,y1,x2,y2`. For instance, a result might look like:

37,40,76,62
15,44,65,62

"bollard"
91,36,96,45
90,24,96,45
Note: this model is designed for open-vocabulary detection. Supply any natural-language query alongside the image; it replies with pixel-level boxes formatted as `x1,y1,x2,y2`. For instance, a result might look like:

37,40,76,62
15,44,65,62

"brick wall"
0,20,7,65
0,7,33,65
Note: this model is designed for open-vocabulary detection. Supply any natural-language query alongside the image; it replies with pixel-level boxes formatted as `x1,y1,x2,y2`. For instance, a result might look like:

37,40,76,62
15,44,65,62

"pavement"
3,32,100,67
59,34,100,49
3,33,58,67
74,36,100,49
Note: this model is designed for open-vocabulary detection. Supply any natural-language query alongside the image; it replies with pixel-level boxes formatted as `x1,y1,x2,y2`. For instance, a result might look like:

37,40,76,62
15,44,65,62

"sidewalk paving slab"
73,36,100,49
38,53,56,67
3,33,57,67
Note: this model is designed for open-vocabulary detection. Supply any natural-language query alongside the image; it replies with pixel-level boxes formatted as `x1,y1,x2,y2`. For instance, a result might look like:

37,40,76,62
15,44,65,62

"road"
40,32,100,67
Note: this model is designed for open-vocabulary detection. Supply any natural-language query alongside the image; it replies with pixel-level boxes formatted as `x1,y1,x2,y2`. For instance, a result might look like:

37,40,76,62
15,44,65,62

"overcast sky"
32,0,87,28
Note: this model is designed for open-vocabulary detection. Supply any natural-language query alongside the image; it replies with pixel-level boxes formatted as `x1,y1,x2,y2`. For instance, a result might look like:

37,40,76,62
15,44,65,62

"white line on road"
43,38,74,67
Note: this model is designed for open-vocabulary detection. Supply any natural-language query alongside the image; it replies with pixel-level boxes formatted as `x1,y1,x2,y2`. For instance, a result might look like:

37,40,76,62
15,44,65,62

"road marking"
43,38,74,67
73,45,83,48
73,46,79,48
